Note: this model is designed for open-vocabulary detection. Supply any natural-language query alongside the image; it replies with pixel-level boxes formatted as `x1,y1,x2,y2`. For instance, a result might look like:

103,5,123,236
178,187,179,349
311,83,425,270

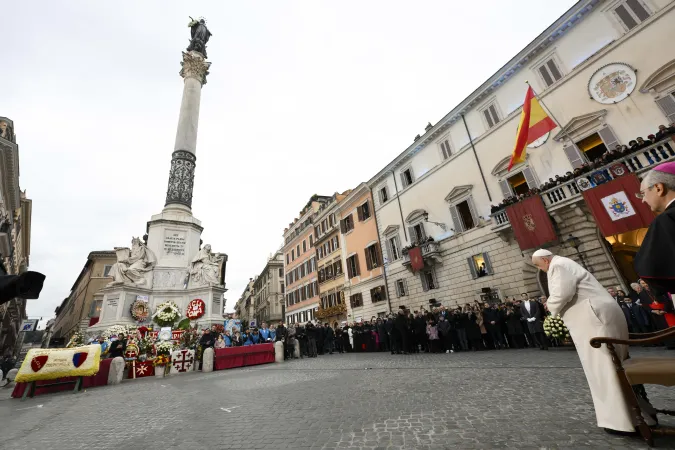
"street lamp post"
566,234,593,273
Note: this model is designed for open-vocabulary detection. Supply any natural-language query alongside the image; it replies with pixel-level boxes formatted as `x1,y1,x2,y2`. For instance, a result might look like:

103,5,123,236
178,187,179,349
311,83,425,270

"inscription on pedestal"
163,231,186,256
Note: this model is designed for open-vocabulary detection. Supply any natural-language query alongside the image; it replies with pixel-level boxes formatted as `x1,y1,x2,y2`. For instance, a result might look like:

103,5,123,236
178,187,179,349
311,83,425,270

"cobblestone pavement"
1,347,674,450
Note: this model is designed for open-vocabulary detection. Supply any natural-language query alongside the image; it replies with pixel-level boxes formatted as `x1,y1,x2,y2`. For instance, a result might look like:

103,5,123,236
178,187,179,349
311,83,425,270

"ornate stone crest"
577,177,592,191
522,214,536,231
588,63,637,104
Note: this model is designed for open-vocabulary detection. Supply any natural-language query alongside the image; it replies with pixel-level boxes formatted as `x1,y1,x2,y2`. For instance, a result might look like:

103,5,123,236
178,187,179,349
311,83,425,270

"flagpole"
525,81,581,154
461,114,493,202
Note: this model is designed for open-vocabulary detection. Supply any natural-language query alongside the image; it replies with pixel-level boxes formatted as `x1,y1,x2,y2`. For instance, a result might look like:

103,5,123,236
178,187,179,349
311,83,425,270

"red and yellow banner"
508,86,557,171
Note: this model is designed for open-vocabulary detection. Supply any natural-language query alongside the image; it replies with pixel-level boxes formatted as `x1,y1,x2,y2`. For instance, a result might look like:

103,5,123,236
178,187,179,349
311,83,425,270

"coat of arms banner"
505,196,557,251
581,174,654,237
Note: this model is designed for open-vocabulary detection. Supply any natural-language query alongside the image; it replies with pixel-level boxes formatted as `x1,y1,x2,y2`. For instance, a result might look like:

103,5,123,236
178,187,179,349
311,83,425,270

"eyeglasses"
635,185,655,199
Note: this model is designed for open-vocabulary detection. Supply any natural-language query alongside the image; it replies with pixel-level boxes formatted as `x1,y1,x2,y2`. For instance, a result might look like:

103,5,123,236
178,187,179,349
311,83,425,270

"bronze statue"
187,17,212,58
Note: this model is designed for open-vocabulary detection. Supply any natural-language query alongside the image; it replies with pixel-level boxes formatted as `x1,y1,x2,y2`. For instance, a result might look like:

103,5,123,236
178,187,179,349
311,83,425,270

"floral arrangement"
153,301,181,327
15,345,102,383
315,303,347,319
155,341,176,357
137,336,155,355
543,315,570,340
66,331,85,348
153,354,170,367
130,299,150,322
180,327,201,350
103,324,131,339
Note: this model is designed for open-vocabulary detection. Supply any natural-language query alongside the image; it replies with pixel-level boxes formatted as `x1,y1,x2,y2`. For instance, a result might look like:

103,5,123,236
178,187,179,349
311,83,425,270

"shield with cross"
170,349,195,374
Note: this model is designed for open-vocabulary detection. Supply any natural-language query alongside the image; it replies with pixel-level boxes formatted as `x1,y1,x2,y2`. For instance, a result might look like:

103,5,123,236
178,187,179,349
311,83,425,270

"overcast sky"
4,0,577,322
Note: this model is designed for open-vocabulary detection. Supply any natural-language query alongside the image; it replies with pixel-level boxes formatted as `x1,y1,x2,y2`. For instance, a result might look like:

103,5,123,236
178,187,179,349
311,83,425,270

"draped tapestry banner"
581,174,654,237
505,196,557,251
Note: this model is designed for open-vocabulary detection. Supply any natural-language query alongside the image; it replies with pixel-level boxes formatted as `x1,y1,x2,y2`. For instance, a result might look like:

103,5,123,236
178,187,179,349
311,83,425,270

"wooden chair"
590,327,675,447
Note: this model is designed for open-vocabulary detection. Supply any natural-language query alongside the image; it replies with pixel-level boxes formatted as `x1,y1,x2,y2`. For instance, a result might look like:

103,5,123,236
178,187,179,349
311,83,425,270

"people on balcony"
491,124,675,214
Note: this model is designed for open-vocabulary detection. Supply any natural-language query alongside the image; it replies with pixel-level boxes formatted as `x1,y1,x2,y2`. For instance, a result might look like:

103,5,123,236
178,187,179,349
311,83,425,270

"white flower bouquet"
543,315,570,340
155,341,176,357
153,301,181,327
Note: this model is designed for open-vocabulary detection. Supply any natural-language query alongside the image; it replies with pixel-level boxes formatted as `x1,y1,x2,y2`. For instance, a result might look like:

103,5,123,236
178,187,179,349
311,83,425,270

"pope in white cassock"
532,249,638,434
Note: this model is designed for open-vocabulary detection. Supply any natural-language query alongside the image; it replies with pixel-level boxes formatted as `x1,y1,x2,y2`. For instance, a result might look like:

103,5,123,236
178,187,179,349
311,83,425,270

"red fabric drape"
214,344,275,370
581,174,654,237
408,247,424,272
505,196,557,251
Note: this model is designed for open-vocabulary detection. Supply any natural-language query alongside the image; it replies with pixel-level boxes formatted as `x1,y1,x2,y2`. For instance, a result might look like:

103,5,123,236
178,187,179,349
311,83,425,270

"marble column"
164,51,211,212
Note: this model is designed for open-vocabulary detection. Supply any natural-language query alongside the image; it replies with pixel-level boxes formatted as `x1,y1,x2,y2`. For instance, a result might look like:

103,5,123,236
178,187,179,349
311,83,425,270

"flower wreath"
130,299,150,322
153,301,181,327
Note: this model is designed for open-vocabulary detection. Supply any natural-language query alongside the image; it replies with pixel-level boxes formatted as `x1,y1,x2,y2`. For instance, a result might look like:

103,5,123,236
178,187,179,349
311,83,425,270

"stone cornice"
146,218,204,234
337,182,370,214
367,0,599,188
0,138,20,213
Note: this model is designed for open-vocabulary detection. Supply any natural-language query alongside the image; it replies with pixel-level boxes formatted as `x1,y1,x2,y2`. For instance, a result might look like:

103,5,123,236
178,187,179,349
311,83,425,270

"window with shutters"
400,166,414,188
655,92,675,123
611,0,651,32
365,243,381,270
396,279,407,297
387,235,401,261
449,198,478,233
347,254,360,279
103,265,113,277
469,253,494,279
370,286,386,303
334,259,342,275
503,166,539,196
408,222,426,244
358,201,371,221
438,136,452,160
480,101,501,129
286,253,290,264
537,57,564,88
291,249,295,261
420,268,438,291
297,244,300,256
379,186,389,204
342,214,355,233
309,234,314,247
350,293,364,308
302,240,307,252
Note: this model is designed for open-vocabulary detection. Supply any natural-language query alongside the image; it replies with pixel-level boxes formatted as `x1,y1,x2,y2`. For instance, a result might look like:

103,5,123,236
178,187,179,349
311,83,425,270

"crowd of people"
611,280,675,349
269,295,559,359
491,123,675,213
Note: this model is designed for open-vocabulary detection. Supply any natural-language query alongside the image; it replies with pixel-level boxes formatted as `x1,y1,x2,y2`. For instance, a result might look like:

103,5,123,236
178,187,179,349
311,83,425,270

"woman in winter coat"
437,315,453,353
464,304,483,350
426,319,440,353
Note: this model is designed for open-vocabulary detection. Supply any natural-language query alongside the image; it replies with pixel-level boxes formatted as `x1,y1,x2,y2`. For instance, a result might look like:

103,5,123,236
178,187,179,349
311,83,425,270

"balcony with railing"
402,240,442,270
489,138,675,231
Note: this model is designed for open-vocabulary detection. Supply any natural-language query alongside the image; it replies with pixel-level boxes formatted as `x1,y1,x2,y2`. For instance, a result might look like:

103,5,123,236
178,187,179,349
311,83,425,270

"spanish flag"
507,86,557,171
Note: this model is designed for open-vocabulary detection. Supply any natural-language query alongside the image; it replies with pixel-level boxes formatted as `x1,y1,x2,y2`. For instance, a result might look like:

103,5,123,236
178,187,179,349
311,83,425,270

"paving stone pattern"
0,348,673,450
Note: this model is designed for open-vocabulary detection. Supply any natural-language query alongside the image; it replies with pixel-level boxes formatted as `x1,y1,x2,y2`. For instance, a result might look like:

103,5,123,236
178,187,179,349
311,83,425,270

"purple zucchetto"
653,161,675,175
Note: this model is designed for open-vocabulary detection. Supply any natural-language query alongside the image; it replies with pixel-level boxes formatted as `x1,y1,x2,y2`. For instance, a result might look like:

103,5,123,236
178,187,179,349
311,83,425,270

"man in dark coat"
619,295,652,333
295,323,307,358
482,303,505,350
520,295,548,350
394,308,409,354
376,318,389,352
305,322,318,357
413,311,427,352
109,334,127,358
323,323,334,354
635,162,675,295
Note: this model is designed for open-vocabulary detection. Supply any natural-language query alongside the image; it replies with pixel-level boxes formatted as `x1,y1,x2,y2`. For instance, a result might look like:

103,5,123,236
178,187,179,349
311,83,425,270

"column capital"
180,51,211,85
